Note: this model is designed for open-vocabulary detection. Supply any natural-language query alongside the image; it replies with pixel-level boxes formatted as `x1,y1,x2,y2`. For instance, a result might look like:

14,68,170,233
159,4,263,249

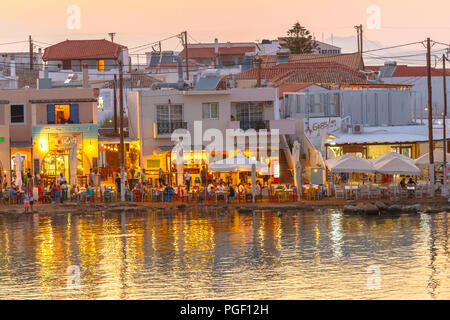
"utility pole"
119,61,125,202
359,24,363,53
354,26,360,53
29,35,33,70
255,55,262,87
427,38,435,185
443,54,448,196
183,31,190,81
109,32,116,43
113,74,118,136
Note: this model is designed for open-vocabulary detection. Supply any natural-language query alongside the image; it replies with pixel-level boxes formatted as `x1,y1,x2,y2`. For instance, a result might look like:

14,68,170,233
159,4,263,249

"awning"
326,153,375,173
209,153,269,173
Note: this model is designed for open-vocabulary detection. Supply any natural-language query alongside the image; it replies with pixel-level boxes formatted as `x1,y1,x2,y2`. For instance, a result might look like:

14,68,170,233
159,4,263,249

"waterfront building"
41,39,129,82
127,87,299,185
0,86,99,185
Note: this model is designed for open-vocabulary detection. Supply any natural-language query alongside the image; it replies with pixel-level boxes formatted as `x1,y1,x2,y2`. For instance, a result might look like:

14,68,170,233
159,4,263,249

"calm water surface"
0,208,449,299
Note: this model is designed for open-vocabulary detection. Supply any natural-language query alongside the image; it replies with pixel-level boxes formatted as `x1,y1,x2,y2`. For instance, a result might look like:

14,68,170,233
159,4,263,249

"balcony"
155,121,187,136
239,120,270,131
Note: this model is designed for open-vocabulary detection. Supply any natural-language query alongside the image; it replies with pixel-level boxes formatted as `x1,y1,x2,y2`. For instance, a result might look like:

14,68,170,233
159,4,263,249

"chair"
268,188,276,202
358,185,369,200
132,190,142,202
414,185,423,199
335,186,344,199
291,187,299,201
261,187,269,202
369,186,381,199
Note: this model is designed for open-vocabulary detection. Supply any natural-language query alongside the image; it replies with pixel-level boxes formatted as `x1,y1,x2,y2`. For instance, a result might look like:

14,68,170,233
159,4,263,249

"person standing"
159,168,164,185
201,166,207,186
88,169,94,186
115,173,121,195
141,169,146,184
185,171,191,192
59,173,67,186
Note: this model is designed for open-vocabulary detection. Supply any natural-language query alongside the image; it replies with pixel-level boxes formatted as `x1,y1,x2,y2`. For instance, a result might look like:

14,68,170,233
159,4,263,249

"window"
156,104,184,135
10,104,25,124
202,103,218,119
62,60,72,70
47,104,79,124
97,60,105,72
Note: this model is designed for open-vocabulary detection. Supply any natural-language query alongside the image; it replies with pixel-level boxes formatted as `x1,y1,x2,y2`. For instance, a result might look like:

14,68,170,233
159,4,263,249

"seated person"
407,178,416,185
227,185,236,204
399,178,407,189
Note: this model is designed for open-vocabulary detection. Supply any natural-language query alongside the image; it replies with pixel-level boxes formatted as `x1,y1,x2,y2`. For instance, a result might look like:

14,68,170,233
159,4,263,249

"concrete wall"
381,76,450,117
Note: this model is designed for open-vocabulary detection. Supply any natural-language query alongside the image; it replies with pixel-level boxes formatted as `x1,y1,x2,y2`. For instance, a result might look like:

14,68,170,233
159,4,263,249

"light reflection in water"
0,209,449,299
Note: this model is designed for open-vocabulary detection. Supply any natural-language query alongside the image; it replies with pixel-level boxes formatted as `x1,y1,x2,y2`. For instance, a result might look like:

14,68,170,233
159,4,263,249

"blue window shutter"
70,104,79,123
47,104,55,124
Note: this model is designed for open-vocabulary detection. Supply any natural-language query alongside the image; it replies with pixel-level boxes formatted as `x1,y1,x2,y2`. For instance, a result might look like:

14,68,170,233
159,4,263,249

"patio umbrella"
209,153,268,174
371,152,415,165
415,148,450,165
327,154,375,187
326,154,376,173
14,153,22,188
69,141,78,187
173,140,184,186
374,157,421,175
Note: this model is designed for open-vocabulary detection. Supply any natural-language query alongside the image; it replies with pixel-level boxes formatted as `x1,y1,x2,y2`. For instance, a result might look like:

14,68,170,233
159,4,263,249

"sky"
2,0,450,65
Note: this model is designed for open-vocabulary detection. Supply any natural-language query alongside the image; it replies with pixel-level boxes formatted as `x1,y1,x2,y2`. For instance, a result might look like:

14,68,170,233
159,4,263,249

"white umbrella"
209,153,268,174
173,140,184,186
69,141,78,186
371,152,415,165
326,154,375,173
374,157,421,175
415,148,450,165
14,153,22,187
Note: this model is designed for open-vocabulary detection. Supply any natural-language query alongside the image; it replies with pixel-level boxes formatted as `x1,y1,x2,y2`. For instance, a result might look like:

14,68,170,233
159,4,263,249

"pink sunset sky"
2,0,450,65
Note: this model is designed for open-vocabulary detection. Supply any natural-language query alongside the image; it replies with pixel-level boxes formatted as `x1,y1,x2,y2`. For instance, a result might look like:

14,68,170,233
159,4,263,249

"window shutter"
69,104,79,123
47,104,55,124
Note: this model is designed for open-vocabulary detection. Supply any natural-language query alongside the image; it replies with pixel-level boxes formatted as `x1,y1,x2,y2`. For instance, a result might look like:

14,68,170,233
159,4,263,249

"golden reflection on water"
0,209,449,299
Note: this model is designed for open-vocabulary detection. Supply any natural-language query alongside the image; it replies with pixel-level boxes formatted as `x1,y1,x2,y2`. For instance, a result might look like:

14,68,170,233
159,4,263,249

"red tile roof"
43,39,126,61
179,47,215,59
365,65,450,77
261,52,364,70
218,46,256,55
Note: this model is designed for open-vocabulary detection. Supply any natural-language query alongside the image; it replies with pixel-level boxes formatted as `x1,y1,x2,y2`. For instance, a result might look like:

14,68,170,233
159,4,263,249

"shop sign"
49,133,82,150
0,137,4,142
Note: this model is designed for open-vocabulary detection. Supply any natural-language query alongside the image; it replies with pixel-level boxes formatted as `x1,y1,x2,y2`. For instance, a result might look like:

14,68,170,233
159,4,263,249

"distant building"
179,39,256,69
41,39,129,82
261,38,341,55
366,61,450,116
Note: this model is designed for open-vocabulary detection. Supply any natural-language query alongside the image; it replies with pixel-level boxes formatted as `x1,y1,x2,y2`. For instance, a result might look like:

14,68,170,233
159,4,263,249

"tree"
284,22,317,54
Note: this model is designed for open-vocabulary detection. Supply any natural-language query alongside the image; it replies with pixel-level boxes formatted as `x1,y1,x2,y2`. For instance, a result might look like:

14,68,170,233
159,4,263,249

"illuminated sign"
0,137,4,142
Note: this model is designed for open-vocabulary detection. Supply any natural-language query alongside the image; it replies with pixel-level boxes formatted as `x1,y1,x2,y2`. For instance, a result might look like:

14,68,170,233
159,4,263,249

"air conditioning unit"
352,124,363,134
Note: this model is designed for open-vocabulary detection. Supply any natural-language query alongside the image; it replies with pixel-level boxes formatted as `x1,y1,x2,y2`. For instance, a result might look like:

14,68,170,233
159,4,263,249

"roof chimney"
82,64,89,88
214,38,219,54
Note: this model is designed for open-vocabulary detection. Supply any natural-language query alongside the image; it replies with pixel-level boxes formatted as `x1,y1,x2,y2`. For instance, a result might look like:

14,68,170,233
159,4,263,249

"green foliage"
285,22,317,54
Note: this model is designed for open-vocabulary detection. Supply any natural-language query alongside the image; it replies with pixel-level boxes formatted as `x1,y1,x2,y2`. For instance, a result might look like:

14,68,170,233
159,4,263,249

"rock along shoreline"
0,198,449,216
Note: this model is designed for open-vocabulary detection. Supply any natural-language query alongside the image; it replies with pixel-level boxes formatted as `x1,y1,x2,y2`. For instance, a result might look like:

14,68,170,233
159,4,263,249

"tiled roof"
234,61,368,85
43,39,126,61
365,65,450,77
179,47,215,59
218,46,256,55
261,52,364,70
277,68,369,86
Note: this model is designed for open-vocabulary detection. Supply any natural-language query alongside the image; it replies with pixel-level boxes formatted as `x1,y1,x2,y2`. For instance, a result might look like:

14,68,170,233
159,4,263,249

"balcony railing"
239,120,270,131
156,121,187,135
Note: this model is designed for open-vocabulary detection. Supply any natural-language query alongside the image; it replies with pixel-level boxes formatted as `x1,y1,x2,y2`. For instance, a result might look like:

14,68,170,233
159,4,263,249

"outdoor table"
215,191,228,204
406,185,415,197
344,185,358,200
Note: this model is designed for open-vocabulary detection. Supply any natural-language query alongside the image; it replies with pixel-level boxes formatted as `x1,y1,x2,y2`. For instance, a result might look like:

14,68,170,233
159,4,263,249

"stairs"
279,149,294,184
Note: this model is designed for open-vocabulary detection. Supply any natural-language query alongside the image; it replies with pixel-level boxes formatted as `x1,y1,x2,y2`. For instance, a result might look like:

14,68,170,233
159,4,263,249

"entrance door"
54,155,69,179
